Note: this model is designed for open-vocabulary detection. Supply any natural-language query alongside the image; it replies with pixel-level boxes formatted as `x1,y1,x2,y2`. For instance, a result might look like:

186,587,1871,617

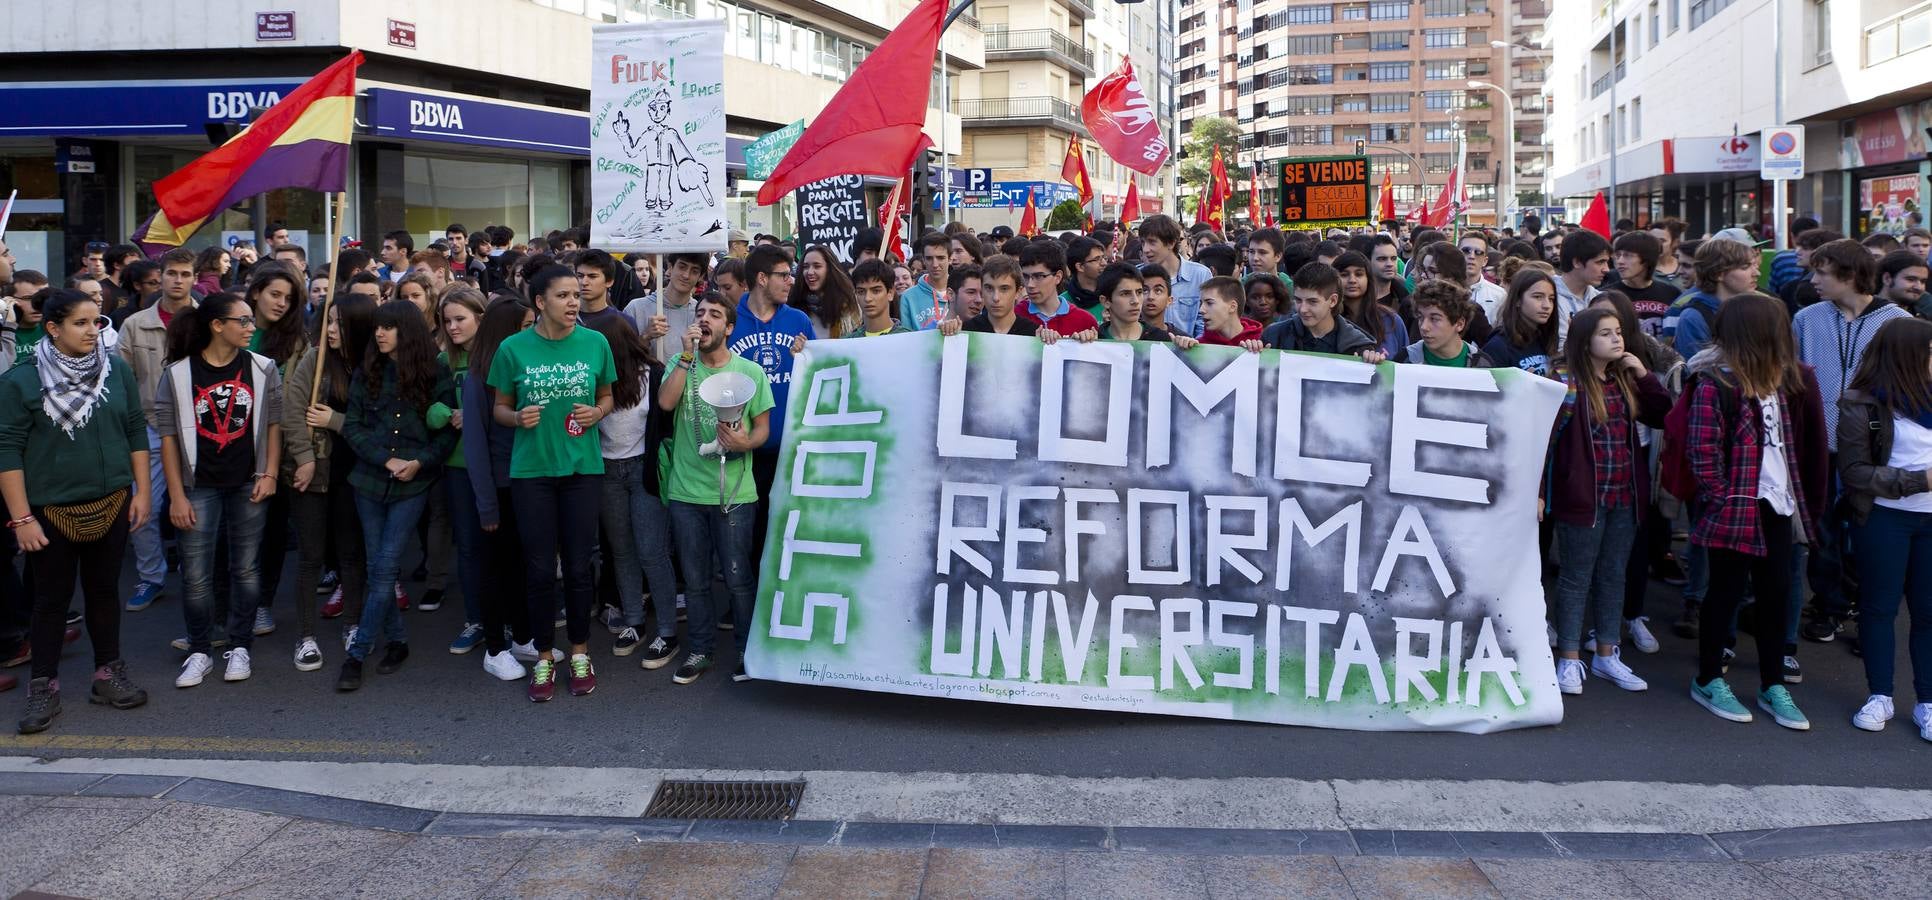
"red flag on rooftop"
753,0,944,205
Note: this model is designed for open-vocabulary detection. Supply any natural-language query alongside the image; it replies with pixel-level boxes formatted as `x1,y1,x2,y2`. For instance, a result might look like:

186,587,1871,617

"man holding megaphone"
657,292,776,686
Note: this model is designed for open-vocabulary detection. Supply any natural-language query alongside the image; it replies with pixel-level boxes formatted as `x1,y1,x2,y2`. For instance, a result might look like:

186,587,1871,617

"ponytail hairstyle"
1709,292,1807,400
167,292,248,363
365,300,441,412
587,314,648,411
1562,307,1636,425
247,267,308,366
1849,317,1932,419
323,293,378,408
526,264,577,313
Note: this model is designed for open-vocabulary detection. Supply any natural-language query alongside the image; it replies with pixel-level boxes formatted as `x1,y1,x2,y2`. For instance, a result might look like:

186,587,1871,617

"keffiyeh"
34,337,112,439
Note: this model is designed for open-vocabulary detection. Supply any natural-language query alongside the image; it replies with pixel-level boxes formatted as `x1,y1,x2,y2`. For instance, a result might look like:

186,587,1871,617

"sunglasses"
84,241,110,253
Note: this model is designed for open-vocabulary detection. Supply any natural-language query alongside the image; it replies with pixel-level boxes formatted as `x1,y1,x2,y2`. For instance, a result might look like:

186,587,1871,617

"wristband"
6,515,35,529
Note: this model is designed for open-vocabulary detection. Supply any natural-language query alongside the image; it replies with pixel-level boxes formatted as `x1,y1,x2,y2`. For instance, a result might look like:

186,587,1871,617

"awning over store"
1552,135,1761,198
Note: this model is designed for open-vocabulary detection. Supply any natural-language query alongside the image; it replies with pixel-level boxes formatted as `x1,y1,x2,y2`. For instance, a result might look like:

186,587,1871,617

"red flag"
1406,196,1428,224
1060,141,1094,206
1248,159,1264,227
1376,171,1396,222
1203,146,1231,231
1018,187,1039,237
1121,181,1141,228
1580,191,1612,239
754,0,943,205
1080,58,1169,176
879,175,911,262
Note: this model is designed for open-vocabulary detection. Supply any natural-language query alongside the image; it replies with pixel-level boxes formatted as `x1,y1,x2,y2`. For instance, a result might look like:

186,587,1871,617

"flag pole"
310,105,353,412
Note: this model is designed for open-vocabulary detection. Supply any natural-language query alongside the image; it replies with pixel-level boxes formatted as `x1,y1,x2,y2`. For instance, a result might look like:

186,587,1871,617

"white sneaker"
176,652,214,688
508,640,561,664
1854,694,1895,732
1557,658,1585,695
1627,617,1660,654
1547,622,1558,647
222,647,252,682
1590,648,1648,691
1583,631,1596,653
342,625,360,652
482,649,526,681
1914,703,1932,743
252,608,276,636
294,637,323,672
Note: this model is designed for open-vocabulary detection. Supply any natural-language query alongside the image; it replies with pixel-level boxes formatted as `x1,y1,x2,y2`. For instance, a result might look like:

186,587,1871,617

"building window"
1423,27,1465,48
1424,153,1454,173
1285,34,1330,54
1648,0,1661,45
1281,95,1335,116
1286,64,1334,84
1689,0,1734,30
1425,0,1475,15
1372,30,1411,50
1668,0,1680,32
1337,94,1369,112
1424,125,1456,142
1371,92,1410,112
1283,4,1333,25
1807,0,1830,67
1369,124,1409,142
1369,61,1411,80
1423,90,1466,109
1372,154,1412,174
1369,1,1411,20
1424,59,1466,79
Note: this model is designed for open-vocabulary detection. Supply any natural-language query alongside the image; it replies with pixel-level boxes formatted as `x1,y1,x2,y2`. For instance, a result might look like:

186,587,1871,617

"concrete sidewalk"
2,773,1926,899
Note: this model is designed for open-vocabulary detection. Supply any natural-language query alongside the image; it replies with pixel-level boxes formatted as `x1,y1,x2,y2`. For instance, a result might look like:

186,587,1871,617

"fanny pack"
41,488,128,543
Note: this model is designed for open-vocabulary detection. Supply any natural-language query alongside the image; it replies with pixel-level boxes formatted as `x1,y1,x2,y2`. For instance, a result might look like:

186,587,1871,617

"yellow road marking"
0,734,423,756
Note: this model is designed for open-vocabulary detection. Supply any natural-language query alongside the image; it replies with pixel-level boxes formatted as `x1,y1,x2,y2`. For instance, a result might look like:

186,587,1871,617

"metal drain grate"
644,779,805,820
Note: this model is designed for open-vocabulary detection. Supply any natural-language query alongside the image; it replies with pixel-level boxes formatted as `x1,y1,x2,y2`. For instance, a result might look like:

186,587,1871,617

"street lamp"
1468,80,1513,227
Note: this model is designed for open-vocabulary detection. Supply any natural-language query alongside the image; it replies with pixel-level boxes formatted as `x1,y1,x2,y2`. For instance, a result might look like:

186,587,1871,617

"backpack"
1659,371,1738,503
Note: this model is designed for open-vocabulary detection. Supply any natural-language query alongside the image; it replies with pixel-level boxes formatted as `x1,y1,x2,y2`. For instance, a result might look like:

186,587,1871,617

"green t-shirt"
664,354,774,506
1423,343,1470,367
13,324,43,365
485,326,616,478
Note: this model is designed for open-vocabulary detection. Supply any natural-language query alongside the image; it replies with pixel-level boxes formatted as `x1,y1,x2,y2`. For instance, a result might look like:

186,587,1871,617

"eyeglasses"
1021,271,1054,282
1460,246,1483,255
216,315,257,327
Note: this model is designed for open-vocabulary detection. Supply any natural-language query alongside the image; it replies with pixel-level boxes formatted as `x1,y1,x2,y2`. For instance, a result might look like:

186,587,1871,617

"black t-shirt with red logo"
190,354,257,488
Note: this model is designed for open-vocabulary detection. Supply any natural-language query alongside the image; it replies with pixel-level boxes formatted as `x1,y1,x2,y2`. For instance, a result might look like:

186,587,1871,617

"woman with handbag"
0,289,153,733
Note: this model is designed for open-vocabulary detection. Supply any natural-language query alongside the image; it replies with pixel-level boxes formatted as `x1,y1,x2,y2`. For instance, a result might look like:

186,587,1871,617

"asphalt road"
3,552,1928,788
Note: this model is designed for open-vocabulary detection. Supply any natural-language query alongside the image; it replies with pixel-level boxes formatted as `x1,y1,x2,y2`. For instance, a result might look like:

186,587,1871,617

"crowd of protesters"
1,211,1930,740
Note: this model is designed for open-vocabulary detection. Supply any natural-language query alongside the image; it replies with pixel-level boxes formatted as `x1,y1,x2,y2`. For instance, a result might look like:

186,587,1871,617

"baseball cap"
728,229,749,243
1710,227,1767,247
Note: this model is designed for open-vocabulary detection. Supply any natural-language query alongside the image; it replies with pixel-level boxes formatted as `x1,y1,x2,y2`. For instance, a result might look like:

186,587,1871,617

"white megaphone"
697,370,757,457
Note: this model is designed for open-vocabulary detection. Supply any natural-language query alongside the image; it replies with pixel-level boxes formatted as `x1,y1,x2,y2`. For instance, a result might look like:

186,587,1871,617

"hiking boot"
90,661,147,710
18,677,58,734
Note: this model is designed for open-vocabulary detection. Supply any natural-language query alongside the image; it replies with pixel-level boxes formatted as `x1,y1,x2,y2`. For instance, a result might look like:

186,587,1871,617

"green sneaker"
1757,685,1811,731
1690,677,1753,723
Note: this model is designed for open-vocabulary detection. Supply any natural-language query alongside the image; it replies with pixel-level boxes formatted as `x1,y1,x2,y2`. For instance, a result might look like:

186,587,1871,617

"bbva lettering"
409,100,465,130
207,91,282,119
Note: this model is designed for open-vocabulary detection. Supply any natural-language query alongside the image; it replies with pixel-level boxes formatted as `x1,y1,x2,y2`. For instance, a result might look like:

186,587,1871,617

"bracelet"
6,515,35,529
253,472,274,480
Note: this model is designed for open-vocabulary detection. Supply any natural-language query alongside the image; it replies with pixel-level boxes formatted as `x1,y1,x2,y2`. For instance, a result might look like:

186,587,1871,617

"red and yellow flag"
1017,187,1039,237
135,52,362,251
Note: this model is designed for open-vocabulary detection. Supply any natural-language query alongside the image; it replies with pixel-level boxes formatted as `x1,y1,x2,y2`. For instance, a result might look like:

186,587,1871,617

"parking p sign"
1761,126,1804,180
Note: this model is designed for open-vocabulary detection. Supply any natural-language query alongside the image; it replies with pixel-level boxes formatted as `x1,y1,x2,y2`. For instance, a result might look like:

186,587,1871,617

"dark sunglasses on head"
84,241,109,253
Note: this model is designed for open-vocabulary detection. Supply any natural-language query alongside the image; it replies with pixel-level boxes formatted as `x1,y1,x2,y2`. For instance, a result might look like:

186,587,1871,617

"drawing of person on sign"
613,88,711,212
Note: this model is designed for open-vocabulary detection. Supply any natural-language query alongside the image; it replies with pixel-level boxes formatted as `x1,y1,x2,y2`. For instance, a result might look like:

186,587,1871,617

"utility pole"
1607,15,1618,224
1772,0,1788,249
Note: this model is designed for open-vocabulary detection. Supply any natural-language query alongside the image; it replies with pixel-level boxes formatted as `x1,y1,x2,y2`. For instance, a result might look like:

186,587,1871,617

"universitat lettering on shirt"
730,331,795,388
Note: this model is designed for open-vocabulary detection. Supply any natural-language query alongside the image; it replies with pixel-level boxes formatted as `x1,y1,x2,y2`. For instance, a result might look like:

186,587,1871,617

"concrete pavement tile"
929,824,1001,848
167,777,436,833
840,821,939,848
686,818,839,844
1755,849,1932,897
1547,832,1728,861
354,834,535,899
1449,833,1561,859
221,817,412,889
427,811,693,841
630,842,797,900
774,846,926,900
994,825,1109,850
0,794,47,818
1712,820,1932,860
1335,857,1504,900
1063,853,1207,900
1471,859,1654,900
0,806,155,899
480,839,660,899
1201,855,1353,899
0,771,103,795
918,848,1066,900
79,774,188,798
33,802,288,900
1612,861,1800,899
1114,826,1335,856
39,795,174,811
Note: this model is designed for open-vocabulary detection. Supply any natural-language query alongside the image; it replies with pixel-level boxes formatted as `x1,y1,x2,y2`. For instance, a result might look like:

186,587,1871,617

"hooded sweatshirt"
1791,295,1910,451
1261,316,1378,356
1198,317,1266,346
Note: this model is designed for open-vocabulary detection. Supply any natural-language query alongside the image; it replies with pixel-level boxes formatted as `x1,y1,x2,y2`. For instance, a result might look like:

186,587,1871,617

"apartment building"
1179,0,1510,226
1547,0,1931,238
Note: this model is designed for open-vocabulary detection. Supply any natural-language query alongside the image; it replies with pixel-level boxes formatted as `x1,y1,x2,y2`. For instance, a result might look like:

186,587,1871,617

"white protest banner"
591,21,727,253
746,332,1566,733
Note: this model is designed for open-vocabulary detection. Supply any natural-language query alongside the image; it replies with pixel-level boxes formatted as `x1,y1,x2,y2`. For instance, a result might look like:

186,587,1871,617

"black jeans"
512,475,601,653
1622,502,1671,620
1807,453,1857,619
0,525,32,652
292,487,365,634
751,448,779,564
27,502,130,681
482,485,531,654
1699,502,1794,690
256,490,290,613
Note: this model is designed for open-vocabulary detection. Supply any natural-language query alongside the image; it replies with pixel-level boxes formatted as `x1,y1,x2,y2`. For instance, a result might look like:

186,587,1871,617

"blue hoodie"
1665,289,1721,360
728,296,817,451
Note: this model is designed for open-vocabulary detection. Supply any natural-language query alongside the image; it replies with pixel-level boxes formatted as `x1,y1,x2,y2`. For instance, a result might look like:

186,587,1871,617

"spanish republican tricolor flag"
134,52,362,252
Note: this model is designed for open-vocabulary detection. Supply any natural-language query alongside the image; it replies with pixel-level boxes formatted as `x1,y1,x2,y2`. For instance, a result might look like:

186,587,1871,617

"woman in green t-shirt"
486,265,616,703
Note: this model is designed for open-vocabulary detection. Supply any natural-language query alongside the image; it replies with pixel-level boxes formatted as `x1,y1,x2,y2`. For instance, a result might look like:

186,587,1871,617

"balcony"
1061,0,1094,21
1866,1,1932,66
956,96,1087,135
984,27,1095,76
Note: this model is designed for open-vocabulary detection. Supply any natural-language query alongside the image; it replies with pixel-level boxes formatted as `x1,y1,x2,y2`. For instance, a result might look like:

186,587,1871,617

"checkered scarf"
33,337,112,439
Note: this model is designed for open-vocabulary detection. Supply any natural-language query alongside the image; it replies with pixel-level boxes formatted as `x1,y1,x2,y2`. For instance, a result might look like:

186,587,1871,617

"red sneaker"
1,642,27,669
320,587,344,619
567,654,596,696
394,584,410,611
0,672,16,693
528,658,556,702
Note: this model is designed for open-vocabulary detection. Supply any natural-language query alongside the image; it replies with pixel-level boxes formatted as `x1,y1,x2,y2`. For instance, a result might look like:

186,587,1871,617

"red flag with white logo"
1080,58,1170,176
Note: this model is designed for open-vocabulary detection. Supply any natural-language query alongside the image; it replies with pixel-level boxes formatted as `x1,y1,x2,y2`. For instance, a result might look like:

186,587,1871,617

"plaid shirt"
1590,382,1634,508
1687,376,1816,556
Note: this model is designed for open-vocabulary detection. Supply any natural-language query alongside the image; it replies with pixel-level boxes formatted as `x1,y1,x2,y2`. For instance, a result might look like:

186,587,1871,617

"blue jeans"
670,500,757,657
349,491,428,660
1856,505,1932,702
128,427,169,585
1553,505,1636,653
179,484,268,654
444,468,485,626
598,456,681,637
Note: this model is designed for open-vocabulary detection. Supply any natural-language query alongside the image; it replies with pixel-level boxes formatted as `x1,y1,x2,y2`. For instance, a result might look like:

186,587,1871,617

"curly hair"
365,300,442,412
